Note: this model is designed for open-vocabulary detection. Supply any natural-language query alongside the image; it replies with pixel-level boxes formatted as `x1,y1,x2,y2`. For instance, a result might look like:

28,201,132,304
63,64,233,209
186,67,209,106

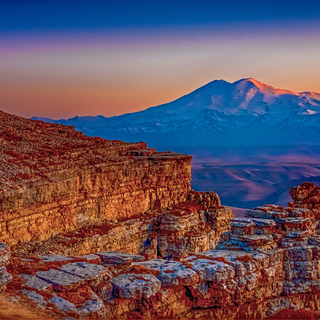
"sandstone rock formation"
0,111,193,245
1,111,320,319
5,194,320,319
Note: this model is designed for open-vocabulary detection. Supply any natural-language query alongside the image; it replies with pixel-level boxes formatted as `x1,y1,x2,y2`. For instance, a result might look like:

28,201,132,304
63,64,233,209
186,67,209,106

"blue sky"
2,1,320,31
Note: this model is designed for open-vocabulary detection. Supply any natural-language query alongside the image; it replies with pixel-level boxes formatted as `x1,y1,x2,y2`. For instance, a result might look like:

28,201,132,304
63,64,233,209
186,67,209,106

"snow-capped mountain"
32,78,320,148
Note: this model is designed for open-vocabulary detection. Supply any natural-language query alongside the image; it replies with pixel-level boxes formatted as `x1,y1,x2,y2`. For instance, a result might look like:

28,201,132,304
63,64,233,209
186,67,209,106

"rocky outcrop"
3,184,320,319
0,111,193,245
3,110,320,319
4,196,320,319
11,192,233,261
289,182,320,218
0,110,237,318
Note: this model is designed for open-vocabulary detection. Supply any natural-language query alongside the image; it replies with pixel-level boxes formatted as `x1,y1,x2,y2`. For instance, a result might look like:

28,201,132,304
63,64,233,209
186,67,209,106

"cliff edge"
0,111,194,244
3,111,320,319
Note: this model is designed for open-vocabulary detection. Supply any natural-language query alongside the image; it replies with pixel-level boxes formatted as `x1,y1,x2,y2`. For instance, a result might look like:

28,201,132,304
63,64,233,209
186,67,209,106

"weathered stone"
111,273,161,299
0,243,10,266
20,274,52,291
97,251,145,265
22,289,47,309
78,254,101,264
266,297,291,316
77,292,106,319
132,259,199,286
284,246,313,262
156,200,225,260
292,261,320,280
230,218,255,235
51,296,77,313
60,262,111,286
258,248,284,267
40,255,75,262
0,265,12,291
36,269,84,291
185,258,234,283
95,282,114,302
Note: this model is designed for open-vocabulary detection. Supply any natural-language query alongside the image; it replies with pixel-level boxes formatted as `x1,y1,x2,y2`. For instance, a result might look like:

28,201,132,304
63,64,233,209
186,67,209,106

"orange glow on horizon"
1,28,320,119
1,76,320,120
0,83,186,119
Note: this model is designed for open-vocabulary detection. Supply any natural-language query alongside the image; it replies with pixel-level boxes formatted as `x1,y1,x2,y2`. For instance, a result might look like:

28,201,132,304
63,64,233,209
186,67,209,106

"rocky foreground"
1,111,320,318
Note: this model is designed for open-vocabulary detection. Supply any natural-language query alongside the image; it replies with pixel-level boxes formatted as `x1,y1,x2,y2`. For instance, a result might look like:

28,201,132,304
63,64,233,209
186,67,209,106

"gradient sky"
1,0,320,119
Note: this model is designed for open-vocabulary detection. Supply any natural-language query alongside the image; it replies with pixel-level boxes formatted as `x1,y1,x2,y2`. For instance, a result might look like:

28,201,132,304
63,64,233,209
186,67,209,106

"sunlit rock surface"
2,111,320,318
0,111,192,245
3,184,320,319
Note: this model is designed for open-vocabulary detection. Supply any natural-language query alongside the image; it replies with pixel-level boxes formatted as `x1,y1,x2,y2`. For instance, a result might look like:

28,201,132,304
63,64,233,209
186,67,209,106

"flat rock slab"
97,251,145,265
20,274,52,291
22,289,47,309
60,262,111,285
51,293,106,319
251,218,276,227
78,254,101,264
51,296,77,313
186,250,268,266
111,273,161,299
39,255,75,263
184,258,235,282
36,269,84,291
231,218,255,228
132,259,199,286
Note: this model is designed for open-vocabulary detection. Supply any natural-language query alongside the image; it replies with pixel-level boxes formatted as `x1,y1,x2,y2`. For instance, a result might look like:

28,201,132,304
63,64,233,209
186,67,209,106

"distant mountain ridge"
32,78,320,148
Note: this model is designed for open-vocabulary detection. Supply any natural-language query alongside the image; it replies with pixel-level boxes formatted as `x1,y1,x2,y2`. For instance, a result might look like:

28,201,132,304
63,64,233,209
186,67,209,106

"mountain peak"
243,77,265,88
235,78,298,96
36,77,320,147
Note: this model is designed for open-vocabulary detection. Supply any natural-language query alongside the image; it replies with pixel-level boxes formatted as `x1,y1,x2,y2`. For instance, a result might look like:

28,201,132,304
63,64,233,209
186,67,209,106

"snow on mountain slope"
32,78,320,147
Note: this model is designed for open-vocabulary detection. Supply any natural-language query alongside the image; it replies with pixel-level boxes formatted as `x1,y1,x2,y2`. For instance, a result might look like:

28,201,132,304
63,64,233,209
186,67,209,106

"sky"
1,0,320,119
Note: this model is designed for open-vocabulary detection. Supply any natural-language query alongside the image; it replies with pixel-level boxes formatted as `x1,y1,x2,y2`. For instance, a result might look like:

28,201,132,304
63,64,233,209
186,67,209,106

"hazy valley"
188,145,320,209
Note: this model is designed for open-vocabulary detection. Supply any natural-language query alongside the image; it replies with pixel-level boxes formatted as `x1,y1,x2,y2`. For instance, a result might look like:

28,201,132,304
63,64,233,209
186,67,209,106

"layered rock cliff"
4,188,320,319
2,111,320,319
0,111,194,245
0,111,234,307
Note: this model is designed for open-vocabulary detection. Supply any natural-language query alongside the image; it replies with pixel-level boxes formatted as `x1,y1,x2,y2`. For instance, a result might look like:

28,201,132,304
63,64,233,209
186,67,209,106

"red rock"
9,111,320,319
0,111,192,245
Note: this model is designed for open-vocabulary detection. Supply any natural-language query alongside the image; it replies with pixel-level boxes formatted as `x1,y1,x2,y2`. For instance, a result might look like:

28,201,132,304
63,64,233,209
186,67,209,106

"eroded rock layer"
12,192,233,261
289,182,320,218
2,111,320,319
0,111,236,318
0,111,193,245
5,189,320,319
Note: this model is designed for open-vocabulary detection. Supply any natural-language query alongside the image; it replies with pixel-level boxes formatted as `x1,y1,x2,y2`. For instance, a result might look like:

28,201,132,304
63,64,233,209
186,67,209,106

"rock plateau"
0,111,320,319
